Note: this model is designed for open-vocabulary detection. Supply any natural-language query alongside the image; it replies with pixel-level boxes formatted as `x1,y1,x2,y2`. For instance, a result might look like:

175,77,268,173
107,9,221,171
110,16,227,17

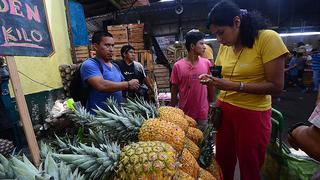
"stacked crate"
128,24,144,50
107,23,145,60
75,46,90,62
166,44,188,65
107,25,129,60
153,64,170,93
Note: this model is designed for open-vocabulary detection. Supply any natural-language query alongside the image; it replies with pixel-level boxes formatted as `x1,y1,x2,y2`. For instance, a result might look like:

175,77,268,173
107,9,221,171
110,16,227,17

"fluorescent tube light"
279,32,320,37
159,0,175,2
203,32,320,42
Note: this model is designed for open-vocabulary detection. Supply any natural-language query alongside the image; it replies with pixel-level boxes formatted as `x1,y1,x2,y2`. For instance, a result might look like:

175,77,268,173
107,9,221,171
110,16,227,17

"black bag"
208,104,222,129
69,58,103,106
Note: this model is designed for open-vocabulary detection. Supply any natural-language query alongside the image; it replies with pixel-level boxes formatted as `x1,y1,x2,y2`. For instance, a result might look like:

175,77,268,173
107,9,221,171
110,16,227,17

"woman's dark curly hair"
207,0,269,48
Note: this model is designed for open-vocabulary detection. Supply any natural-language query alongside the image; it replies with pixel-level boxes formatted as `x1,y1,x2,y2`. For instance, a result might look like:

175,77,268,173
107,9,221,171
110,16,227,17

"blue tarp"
68,0,89,46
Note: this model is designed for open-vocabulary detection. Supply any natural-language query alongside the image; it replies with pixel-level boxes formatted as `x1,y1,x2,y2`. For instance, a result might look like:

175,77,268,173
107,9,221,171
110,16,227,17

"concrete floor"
272,87,317,143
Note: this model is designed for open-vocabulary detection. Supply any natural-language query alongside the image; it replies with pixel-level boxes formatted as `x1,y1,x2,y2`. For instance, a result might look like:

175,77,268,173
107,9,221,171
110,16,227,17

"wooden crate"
108,30,128,44
107,24,127,31
113,43,129,60
75,46,89,62
153,64,170,91
107,25,129,44
130,42,144,50
128,24,144,43
136,50,154,72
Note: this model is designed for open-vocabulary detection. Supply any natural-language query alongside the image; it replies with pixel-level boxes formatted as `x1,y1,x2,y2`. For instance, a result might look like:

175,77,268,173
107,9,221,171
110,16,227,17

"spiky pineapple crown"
199,125,215,168
0,152,84,180
54,141,121,179
72,99,145,142
122,97,159,119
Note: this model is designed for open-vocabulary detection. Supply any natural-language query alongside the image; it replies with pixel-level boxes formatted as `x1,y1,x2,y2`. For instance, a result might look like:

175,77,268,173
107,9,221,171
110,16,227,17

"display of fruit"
0,138,14,157
0,153,84,180
179,148,200,178
206,158,223,180
74,105,186,153
123,98,190,132
173,169,195,180
198,167,216,180
158,106,185,116
54,141,179,180
185,137,200,159
186,127,204,145
184,114,197,128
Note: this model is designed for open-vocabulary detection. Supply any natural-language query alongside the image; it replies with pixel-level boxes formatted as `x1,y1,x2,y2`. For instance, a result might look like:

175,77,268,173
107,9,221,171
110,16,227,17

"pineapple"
158,106,185,116
184,138,200,160
179,149,200,178
185,115,197,128
138,119,185,152
186,127,204,146
173,169,195,180
0,153,84,180
159,110,189,132
206,158,223,180
74,106,186,153
123,98,190,133
116,141,178,180
198,167,216,180
55,141,179,180
0,138,14,157
199,125,215,168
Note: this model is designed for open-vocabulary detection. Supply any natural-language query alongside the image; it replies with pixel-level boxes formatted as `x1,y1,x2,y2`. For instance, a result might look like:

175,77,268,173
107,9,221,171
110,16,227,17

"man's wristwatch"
239,82,244,91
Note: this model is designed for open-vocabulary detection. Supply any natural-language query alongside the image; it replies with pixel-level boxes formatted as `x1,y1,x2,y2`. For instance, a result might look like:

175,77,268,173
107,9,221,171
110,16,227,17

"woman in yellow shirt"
200,1,288,180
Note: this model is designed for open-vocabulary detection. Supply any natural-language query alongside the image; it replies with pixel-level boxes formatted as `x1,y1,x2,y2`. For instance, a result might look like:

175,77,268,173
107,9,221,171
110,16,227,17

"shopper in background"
80,31,139,114
311,48,320,91
114,45,153,101
170,30,215,131
199,1,289,179
202,43,214,62
284,50,307,92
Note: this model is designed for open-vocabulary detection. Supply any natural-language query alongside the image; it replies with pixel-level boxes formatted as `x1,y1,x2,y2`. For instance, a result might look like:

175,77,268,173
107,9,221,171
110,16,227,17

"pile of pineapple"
0,98,222,180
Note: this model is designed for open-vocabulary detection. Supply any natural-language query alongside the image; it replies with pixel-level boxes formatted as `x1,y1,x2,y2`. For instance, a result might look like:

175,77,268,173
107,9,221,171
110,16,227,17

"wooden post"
6,56,40,166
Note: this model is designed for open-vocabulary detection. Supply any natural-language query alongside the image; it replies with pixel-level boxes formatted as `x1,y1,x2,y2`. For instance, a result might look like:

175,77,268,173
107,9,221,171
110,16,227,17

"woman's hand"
199,74,239,91
199,74,213,85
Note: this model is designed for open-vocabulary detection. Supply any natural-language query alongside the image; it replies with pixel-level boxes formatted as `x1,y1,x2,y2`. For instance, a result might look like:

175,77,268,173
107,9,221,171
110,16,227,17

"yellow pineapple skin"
173,169,195,180
206,158,223,180
158,106,185,116
159,111,189,132
184,115,197,128
179,149,200,178
116,141,178,180
198,168,216,180
138,119,185,152
184,138,200,160
186,127,204,146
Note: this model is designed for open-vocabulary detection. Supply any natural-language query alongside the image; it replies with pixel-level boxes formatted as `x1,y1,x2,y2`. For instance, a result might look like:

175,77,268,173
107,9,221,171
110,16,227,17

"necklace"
221,48,244,101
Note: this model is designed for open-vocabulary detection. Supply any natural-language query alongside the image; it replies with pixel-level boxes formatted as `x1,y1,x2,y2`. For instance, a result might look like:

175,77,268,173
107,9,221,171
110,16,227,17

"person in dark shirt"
114,45,153,101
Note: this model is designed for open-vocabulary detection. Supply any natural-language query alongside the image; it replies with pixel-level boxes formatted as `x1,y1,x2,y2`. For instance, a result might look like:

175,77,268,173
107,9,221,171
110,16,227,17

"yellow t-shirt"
203,44,214,60
215,30,289,111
